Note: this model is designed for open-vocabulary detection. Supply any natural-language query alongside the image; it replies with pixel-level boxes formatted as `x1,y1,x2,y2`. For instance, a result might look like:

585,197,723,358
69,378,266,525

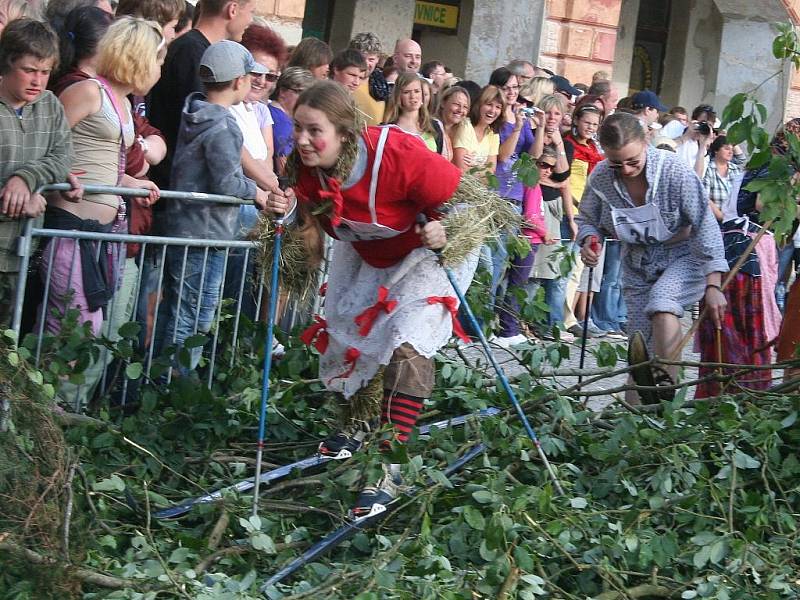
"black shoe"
349,465,407,520
318,419,377,459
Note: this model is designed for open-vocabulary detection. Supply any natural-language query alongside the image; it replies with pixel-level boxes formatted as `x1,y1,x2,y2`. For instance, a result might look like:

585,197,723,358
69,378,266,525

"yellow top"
452,120,499,165
352,81,385,126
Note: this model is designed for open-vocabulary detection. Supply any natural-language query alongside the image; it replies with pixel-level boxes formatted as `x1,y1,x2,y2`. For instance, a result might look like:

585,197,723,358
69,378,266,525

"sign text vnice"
414,1,459,30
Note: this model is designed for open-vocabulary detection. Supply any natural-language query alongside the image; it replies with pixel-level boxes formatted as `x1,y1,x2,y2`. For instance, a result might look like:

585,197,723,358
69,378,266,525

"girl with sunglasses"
577,112,728,405
233,24,286,196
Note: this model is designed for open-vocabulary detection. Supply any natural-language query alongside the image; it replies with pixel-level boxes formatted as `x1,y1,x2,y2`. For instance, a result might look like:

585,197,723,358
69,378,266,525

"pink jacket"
522,185,548,244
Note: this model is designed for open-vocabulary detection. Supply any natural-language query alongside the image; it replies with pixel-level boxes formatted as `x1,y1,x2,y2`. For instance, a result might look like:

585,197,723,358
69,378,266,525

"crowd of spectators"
0,0,797,405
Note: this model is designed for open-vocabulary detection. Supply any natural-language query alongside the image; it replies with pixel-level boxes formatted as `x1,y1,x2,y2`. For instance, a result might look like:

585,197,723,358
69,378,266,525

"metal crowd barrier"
11,184,323,410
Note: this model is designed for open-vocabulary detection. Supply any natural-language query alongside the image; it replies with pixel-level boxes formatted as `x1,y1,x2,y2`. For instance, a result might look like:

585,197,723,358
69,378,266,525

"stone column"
327,0,416,58
715,16,791,132
610,0,640,96
462,0,546,83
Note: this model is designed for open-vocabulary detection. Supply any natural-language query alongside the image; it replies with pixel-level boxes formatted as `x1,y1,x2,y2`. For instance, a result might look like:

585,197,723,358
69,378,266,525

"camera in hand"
520,107,537,118
694,121,712,136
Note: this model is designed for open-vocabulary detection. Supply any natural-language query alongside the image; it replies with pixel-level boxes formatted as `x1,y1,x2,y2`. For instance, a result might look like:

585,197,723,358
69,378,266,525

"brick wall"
254,0,305,45
539,0,622,85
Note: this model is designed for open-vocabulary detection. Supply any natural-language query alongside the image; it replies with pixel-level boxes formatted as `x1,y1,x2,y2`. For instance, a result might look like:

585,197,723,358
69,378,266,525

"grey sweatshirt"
166,92,257,240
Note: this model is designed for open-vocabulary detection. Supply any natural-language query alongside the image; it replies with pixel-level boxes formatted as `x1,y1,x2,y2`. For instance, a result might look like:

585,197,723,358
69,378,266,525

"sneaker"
350,464,408,520
568,324,604,339
494,333,529,348
318,418,378,459
272,340,285,358
605,330,627,340
557,330,576,343
586,321,606,337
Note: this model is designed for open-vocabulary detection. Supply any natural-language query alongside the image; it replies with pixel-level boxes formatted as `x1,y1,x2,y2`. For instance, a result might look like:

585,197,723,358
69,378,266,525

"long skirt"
695,273,772,398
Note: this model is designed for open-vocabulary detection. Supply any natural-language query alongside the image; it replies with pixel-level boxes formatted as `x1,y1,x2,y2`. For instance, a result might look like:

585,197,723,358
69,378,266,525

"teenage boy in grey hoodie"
158,40,273,371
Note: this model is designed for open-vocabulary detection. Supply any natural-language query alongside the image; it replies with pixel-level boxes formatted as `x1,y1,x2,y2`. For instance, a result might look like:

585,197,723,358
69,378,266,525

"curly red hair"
241,24,288,65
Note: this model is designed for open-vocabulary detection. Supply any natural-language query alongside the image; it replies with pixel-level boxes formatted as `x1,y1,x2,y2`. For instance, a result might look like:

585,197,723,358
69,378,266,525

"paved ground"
443,316,700,411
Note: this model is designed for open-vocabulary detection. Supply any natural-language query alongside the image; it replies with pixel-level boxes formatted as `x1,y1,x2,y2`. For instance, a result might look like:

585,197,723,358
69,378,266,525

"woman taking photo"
577,112,728,405
270,81,498,517
703,135,746,222
383,72,445,155
452,85,504,180
268,67,314,176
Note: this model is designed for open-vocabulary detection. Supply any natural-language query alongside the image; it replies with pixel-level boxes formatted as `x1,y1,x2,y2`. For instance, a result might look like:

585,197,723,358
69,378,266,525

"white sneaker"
494,333,529,348
272,340,285,358
557,330,576,343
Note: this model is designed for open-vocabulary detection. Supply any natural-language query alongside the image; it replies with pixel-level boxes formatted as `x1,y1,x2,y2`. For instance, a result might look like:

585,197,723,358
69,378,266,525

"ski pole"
417,215,565,496
252,181,289,516
578,236,600,393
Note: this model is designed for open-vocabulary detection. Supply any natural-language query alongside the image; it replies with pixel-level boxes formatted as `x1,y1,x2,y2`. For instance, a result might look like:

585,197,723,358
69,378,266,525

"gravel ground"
442,316,701,412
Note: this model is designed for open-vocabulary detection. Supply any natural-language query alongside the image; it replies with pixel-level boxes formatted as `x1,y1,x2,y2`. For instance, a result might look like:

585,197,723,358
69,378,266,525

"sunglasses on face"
608,157,643,169
252,72,280,82
537,161,556,169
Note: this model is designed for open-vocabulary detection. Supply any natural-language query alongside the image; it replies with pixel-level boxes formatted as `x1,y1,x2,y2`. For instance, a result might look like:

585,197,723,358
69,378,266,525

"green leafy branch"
721,22,800,239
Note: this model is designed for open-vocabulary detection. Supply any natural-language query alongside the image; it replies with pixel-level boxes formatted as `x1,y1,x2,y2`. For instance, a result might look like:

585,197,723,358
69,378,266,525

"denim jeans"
536,276,566,325
155,246,226,372
591,240,625,331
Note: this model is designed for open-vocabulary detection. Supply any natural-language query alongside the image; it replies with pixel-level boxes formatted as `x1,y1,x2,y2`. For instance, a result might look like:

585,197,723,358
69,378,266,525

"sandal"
627,331,676,405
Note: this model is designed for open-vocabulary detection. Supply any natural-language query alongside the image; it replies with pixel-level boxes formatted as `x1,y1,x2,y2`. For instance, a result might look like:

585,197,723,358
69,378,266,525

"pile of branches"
2,324,800,599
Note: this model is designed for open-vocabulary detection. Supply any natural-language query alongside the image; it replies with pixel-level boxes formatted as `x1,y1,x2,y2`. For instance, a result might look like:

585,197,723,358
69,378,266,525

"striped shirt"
0,90,72,271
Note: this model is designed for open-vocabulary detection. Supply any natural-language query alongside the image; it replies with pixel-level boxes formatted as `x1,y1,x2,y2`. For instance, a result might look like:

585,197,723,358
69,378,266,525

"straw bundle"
253,172,520,296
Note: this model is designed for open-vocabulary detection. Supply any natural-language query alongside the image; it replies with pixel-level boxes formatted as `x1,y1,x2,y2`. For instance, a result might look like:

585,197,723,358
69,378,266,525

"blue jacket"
166,92,257,239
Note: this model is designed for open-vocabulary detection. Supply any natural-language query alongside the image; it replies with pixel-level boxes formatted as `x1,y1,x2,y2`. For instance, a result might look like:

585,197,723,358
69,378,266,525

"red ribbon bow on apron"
318,177,344,227
354,286,397,336
300,315,329,354
427,295,470,343
328,346,361,383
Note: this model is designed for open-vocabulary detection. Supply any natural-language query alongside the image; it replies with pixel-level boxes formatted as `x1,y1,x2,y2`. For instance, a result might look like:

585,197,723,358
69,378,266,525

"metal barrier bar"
38,183,254,206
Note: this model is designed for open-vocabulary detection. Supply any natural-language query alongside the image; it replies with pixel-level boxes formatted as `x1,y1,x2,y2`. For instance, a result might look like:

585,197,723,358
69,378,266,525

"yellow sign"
414,1,459,30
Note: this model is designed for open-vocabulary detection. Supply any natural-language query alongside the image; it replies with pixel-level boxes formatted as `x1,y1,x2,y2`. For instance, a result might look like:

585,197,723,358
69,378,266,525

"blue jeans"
537,277,566,325
155,247,226,372
482,235,509,310
591,240,626,331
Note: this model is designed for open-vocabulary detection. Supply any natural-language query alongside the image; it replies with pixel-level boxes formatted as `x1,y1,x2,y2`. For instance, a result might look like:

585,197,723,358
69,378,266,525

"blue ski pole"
417,215,564,496
252,184,289,516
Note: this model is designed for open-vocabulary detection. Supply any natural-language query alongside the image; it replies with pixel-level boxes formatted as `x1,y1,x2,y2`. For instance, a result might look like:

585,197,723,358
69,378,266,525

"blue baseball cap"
630,90,668,112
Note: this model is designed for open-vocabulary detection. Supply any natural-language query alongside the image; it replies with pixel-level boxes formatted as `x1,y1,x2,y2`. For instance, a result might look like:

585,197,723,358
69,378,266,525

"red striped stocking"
381,393,424,443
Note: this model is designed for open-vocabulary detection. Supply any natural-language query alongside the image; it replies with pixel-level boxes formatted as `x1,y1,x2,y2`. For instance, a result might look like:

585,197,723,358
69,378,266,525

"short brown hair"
0,18,59,75
198,0,250,18
288,37,332,71
115,0,185,26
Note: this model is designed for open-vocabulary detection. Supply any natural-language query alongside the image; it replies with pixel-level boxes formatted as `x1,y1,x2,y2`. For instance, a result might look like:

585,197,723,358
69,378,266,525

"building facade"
256,0,800,126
